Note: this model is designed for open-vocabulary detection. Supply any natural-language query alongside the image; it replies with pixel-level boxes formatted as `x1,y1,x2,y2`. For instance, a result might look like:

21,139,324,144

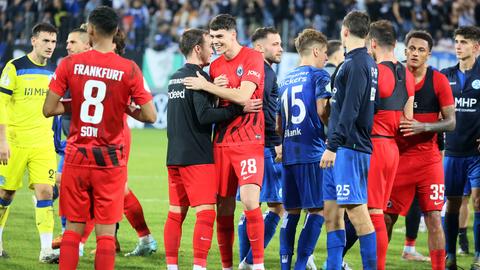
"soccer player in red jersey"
43,6,156,270
365,20,414,270
384,30,456,270
184,14,266,270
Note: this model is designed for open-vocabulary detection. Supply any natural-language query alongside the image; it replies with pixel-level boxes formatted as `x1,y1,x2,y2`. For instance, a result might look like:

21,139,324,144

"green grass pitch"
0,129,474,269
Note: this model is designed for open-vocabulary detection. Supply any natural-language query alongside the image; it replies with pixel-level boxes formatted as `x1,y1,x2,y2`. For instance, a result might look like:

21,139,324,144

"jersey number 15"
281,85,306,127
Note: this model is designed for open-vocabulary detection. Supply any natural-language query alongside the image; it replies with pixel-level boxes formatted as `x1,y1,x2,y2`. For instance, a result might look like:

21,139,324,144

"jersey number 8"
80,79,106,124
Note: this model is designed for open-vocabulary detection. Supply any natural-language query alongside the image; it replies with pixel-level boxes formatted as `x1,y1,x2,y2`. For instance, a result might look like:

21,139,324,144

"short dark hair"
32,22,58,37
209,14,236,31
113,29,127,55
295,29,328,56
251,27,279,43
343,11,370,39
368,20,396,48
405,30,433,51
454,26,480,43
326,40,342,57
69,28,87,34
179,28,208,57
88,6,119,36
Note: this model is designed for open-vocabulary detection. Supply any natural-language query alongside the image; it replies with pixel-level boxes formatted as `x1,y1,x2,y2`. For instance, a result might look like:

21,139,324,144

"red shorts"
167,164,217,207
367,138,399,210
214,144,264,197
59,164,127,224
385,154,444,216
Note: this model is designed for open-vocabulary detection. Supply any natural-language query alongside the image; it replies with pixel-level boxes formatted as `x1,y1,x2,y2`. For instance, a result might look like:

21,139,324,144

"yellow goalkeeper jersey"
0,54,55,147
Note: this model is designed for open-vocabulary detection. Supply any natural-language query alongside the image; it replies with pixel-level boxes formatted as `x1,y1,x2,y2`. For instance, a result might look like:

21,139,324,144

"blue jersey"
279,65,331,165
441,58,480,157
52,115,66,155
328,47,378,154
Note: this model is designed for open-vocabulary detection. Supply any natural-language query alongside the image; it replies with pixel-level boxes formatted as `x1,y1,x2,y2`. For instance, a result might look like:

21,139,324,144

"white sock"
167,265,178,270
252,263,265,270
40,233,53,250
79,242,84,250
139,234,152,243
403,245,415,253
193,265,203,270
0,227,3,243
222,268,233,270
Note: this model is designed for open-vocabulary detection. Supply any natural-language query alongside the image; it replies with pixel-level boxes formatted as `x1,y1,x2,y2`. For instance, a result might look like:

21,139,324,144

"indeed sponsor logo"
168,89,185,99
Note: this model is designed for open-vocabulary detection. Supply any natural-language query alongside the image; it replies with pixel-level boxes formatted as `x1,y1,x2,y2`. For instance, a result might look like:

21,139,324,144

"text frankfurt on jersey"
73,64,125,81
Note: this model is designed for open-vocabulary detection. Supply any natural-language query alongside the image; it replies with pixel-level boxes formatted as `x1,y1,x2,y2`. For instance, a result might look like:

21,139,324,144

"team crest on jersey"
236,65,244,77
472,79,480,90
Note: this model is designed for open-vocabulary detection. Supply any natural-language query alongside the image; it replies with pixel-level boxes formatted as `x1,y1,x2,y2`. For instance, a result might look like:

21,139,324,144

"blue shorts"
323,147,371,205
57,153,65,174
444,155,480,197
282,162,323,210
236,148,283,203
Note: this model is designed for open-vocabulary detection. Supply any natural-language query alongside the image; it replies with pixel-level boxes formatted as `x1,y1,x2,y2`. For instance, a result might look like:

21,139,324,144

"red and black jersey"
372,61,415,137
49,50,152,168
209,47,265,146
396,67,454,159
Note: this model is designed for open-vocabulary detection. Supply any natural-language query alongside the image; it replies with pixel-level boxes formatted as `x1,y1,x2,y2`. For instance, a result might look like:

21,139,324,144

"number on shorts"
48,169,55,179
336,184,350,197
80,79,107,124
240,159,257,176
429,184,445,201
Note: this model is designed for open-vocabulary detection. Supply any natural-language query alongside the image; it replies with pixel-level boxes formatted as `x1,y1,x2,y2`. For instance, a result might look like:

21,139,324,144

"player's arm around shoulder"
126,62,156,123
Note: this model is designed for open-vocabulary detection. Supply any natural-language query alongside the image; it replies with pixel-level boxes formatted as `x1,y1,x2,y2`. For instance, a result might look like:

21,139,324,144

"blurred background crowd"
0,0,479,56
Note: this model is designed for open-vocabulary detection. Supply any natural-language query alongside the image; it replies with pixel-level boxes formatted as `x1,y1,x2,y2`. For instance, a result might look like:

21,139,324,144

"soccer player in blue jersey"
237,27,285,270
441,26,480,270
320,11,378,270
277,28,330,270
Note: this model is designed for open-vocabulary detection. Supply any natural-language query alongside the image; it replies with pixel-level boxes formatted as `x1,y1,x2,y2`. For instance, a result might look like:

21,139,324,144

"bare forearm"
0,124,6,142
204,83,249,105
424,118,455,133
43,102,65,117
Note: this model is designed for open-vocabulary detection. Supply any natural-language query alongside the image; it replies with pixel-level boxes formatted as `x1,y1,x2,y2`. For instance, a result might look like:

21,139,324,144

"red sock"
217,215,234,268
59,230,81,270
164,211,186,265
245,207,264,265
81,219,95,244
404,237,416,247
95,235,116,270
124,190,151,237
193,210,215,267
370,213,388,270
430,249,445,270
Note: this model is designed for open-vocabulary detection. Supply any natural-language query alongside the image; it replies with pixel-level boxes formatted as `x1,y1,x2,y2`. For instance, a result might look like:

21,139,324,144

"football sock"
59,230,81,270
459,227,468,249
294,213,323,270
474,212,480,256
343,215,358,256
403,238,416,254
61,216,67,233
35,200,54,250
245,211,280,264
237,214,249,262
359,231,377,270
124,190,151,237
430,249,445,270
81,219,95,244
0,198,11,244
280,213,300,270
164,211,186,265
95,235,116,270
445,212,459,259
370,213,387,270
193,210,215,268
326,230,345,270
217,215,234,268
245,207,264,265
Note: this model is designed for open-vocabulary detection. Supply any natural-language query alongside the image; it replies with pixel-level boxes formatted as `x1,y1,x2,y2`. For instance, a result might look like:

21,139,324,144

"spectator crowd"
1,0,480,54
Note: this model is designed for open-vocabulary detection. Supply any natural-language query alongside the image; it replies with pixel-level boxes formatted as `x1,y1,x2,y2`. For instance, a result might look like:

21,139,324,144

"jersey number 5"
80,79,106,124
